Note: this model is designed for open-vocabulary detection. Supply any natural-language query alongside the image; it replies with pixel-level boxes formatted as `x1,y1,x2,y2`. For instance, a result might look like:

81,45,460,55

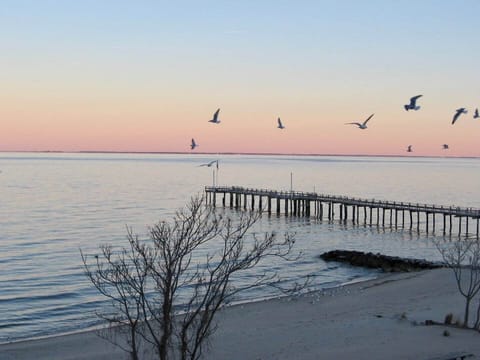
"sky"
1,0,480,156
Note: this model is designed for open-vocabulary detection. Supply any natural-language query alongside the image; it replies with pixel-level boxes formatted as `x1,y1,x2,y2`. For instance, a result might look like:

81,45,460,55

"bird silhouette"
406,145,413,153
277,117,285,129
404,95,422,111
442,144,449,150
199,160,219,167
474,108,479,119
345,114,374,129
452,108,467,124
190,138,198,150
208,108,221,124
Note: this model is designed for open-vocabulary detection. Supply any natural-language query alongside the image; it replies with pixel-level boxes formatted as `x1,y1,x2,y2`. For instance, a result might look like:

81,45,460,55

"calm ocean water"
1,152,479,343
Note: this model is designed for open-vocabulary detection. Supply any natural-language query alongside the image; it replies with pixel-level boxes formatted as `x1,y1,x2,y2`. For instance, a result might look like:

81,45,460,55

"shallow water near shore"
1,152,479,343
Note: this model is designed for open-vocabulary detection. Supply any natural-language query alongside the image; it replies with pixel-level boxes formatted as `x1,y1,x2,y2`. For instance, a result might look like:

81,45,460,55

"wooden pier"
205,186,480,237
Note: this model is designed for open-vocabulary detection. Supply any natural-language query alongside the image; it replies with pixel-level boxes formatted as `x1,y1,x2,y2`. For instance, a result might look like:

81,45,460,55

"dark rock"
319,250,442,272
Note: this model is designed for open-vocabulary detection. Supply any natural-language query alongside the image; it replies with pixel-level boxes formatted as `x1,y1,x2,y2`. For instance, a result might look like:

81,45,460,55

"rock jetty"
320,250,443,272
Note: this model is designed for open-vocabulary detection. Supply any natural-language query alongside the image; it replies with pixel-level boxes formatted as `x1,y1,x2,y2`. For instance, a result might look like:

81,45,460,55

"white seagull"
442,144,449,150
199,160,219,167
277,117,285,129
404,95,423,111
452,108,468,125
190,138,198,150
345,113,374,129
406,145,413,153
208,108,221,124
474,108,479,119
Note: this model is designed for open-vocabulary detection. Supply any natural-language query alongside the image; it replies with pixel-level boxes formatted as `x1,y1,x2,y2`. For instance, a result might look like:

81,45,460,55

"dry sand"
2,268,480,360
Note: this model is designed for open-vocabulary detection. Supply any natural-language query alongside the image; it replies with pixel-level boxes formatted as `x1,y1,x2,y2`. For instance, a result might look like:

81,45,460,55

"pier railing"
205,186,480,236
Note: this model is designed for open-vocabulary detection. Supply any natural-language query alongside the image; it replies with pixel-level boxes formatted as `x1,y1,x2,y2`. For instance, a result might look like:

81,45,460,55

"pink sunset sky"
1,1,479,157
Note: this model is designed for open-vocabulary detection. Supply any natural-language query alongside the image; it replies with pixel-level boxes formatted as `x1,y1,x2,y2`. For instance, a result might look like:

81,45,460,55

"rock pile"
320,250,443,272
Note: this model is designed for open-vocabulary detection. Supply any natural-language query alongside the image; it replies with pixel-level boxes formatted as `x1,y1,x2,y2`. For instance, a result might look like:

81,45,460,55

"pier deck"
205,186,480,237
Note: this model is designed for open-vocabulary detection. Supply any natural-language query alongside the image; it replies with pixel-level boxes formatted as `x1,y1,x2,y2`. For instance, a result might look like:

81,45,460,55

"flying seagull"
208,108,221,124
452,108,468,125
442,144,449,150
406,145,413,153
277,117,285,129
190,138,198,150
404,95,423,111
199,160,219,167
345,113,374,129
474,108,479,119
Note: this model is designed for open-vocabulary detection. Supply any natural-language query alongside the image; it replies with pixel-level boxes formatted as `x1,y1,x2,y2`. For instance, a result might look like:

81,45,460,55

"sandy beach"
2,268,480,360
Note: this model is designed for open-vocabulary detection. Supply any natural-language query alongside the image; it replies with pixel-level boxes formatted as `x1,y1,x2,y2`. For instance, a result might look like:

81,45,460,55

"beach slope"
3,268,480,360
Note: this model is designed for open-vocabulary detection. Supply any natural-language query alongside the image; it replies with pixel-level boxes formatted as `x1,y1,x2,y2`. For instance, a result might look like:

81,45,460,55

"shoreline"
3,268,480,359
1,272,381,347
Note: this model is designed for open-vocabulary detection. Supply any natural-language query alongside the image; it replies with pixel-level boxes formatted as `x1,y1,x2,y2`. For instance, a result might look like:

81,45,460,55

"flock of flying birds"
190,108,286,151
191,96,480,153
345,95,479,153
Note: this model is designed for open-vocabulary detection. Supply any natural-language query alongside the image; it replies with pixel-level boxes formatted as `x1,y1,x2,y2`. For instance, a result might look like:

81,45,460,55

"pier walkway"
205,186,480,237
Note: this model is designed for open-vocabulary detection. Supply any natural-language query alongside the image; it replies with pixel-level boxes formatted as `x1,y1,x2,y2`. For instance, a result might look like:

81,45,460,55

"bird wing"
475,109,479,117
345,122,361,127
277,118,282,126
408,95,422,107
213,108,220,120
363,113,374,125
452,111,461,124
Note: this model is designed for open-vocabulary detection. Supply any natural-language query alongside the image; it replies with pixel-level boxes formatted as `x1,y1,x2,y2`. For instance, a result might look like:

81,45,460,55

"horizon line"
0,150,478,160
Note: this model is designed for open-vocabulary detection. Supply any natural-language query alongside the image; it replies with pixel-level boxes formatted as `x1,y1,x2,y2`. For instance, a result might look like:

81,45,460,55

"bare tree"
436,238,480,328
82,195,299,360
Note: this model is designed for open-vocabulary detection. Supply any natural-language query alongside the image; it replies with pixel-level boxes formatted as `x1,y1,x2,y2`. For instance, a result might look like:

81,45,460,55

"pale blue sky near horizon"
2,1,480,155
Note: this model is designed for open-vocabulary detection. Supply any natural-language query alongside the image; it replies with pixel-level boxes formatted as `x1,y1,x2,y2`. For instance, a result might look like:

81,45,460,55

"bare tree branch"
82,194,302,359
